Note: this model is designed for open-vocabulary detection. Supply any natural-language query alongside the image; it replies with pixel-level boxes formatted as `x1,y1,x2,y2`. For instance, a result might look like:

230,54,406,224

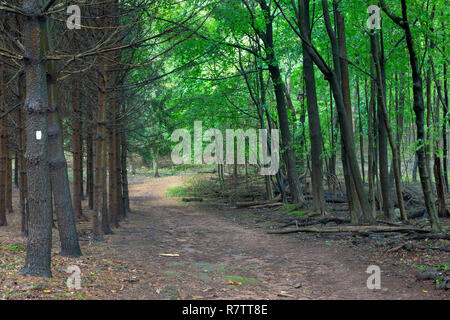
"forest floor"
0,173,449,300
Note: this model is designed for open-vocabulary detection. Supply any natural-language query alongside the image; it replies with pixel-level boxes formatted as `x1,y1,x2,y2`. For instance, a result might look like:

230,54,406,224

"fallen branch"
303,195,347,203
388,242,450,253
376,220,406,227
248,202,284,209
408,233,450,240
281,217,350,229
268,225,431,235
408,209,426,219
416,246,450,252
235,195,281,208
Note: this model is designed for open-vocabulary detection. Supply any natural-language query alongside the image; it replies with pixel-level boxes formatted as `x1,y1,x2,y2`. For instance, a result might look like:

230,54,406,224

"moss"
196,273,212,282
165,175,218,198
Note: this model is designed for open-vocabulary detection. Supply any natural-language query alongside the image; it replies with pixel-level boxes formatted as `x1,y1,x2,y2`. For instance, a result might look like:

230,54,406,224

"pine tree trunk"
116,125,124,219
45,18,82,257
18,75,28,236
335,5,362,222
370,32,406,221
20,0,53,277
6,149,12,212
108,97,119,228
444,62,448,191
72,78,84,220
325,0,374,223
0,57,7,226
432,90,447,217
14,152,19,188
357,78,365,184
87,126,94,210
257,0,303,204
121,126,130,213
102,135,112,234
300,0,325,214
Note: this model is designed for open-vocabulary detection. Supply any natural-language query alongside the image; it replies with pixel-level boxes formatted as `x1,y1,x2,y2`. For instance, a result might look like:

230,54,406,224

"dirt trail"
100,175,446,300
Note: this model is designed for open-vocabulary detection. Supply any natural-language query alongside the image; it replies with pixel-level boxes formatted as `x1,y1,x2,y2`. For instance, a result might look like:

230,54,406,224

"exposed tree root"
248,202,284,209
235,196,281,208
281,217,350,229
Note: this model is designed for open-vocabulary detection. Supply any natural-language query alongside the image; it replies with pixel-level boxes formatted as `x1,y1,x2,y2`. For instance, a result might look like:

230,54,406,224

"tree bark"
121,125,130,213
367,74,376,215
45,17,82,257
108,94,119,228
335,4,362,222
18,74,28,236
370,32,406,221
6,149,12,213
14,152,19,189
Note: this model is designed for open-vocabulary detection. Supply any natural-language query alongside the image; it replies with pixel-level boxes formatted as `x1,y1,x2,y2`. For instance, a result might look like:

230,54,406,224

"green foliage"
109,0,448,201
166,175,217,198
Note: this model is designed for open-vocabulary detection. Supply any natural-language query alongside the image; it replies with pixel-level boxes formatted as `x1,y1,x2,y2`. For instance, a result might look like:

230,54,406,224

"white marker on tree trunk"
36,131,42,140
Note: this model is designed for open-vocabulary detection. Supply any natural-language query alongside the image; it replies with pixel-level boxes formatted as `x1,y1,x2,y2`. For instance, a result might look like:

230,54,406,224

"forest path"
105,174,442,300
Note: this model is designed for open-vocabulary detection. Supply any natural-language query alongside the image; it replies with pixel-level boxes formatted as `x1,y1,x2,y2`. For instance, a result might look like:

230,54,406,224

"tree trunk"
335,4,362,222
20,0,53,277
328,87,337,194
382,0,441,231
121,126,130,213
18,75,28,236
87,125,94,210
257,0,303,204
102,133,112,234
432,89,447,217
6,149,12,213
367,75,376,215
72,78,84,221
0,57,7,226
93,65,107,241
4,152,10,203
